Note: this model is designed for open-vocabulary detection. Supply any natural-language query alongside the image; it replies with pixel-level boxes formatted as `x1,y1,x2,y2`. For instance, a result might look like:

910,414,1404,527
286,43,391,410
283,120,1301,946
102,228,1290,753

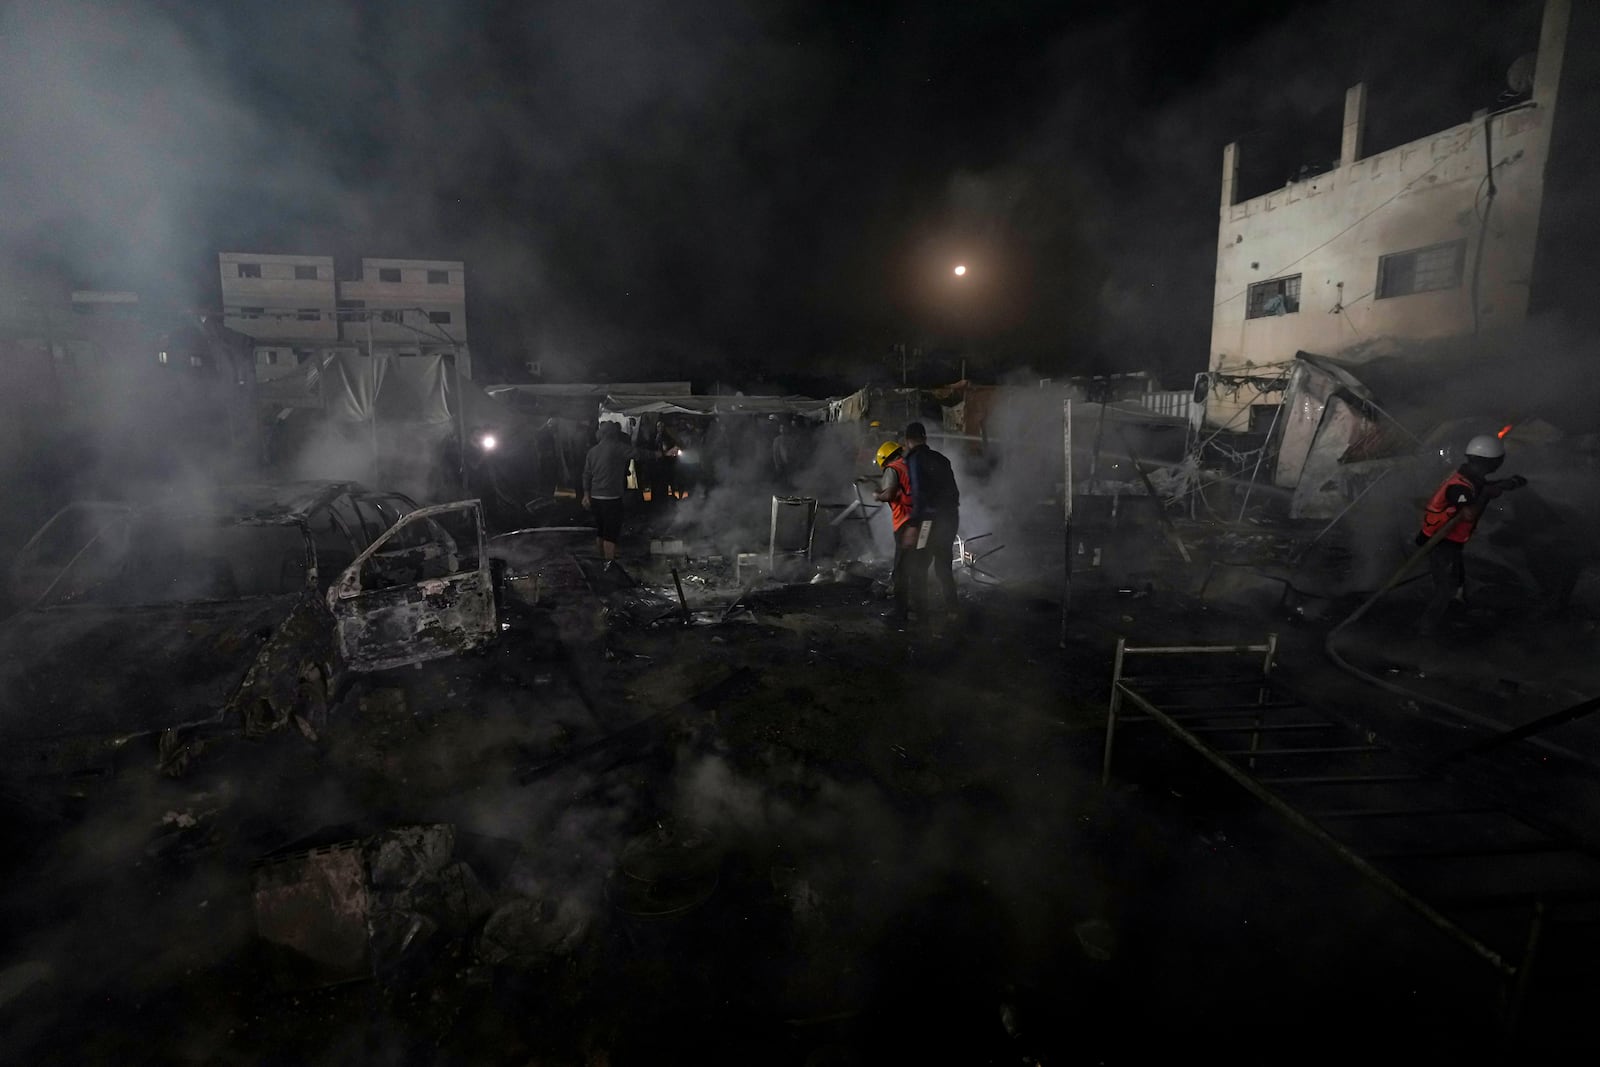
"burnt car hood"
0,596,299,742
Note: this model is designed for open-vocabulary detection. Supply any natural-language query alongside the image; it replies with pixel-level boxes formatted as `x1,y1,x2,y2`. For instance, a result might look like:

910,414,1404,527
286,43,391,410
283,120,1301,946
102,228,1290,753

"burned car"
0,482,498,777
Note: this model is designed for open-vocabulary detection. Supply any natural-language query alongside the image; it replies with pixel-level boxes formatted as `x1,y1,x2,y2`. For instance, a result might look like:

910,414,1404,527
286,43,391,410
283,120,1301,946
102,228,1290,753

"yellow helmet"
875,441,901,467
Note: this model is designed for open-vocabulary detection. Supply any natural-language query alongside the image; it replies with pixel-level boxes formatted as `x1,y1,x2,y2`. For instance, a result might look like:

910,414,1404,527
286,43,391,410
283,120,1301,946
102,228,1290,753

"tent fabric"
484,381,693,399
319,352,460,424
599,394,839,420
320,351,390,423
830,387,868,423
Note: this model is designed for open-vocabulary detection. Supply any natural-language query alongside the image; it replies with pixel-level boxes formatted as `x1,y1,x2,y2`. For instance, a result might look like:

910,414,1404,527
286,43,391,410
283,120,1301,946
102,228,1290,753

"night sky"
0,0,1555,386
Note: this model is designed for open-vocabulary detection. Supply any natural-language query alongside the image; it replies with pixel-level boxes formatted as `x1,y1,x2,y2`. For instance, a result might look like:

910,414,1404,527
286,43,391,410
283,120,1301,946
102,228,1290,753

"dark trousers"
891,528,921,618
926,513,959,611
1418,539,1466,633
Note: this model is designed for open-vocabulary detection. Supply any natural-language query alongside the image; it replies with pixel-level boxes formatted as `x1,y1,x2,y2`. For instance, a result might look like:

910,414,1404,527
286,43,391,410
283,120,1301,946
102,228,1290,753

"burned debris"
5,0,1600,1061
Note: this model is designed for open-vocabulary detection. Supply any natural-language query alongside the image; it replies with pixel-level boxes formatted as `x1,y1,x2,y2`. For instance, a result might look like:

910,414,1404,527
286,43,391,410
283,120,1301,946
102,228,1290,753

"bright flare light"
953,264,967,276
478,433,498,451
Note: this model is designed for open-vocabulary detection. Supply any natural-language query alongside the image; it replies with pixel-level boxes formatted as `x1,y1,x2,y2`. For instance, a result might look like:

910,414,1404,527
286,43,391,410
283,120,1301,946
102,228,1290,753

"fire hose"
1323,496,1589,765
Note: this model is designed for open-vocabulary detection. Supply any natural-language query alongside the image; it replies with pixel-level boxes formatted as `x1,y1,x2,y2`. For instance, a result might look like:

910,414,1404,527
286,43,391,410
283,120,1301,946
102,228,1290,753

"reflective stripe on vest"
886,456,914,530
1420,471,1478,543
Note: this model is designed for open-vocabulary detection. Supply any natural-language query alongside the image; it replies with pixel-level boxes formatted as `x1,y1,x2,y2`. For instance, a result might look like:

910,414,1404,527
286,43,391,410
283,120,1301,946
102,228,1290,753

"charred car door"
327,500,497,672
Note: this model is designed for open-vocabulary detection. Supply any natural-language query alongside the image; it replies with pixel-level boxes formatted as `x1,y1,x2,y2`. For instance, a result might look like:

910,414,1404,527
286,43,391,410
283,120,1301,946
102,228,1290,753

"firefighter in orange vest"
1415,433,1527,634
874,440,919,627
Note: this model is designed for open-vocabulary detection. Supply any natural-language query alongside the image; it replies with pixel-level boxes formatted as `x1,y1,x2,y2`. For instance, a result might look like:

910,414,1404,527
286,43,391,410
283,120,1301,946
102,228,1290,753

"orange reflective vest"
1420,471,1479,543
885,456,914,531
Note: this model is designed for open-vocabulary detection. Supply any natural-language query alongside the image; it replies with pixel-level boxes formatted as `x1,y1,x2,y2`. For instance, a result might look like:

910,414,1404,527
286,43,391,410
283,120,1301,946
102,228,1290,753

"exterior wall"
337,258,467,347
1204,0,1569,431
219,253,337,342
218,254,470,381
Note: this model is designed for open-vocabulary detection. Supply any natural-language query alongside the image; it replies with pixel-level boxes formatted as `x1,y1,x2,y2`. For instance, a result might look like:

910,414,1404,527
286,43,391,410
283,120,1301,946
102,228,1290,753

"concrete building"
217,253,470,382
1203,0,1571,431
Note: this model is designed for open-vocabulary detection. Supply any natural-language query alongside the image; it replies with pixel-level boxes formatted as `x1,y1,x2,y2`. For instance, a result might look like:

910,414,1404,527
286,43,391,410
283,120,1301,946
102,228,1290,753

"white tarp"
319,352,454,424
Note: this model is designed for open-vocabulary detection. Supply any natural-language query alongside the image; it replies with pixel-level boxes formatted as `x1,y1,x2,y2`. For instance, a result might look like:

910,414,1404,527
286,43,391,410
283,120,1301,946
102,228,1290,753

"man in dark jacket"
902,422,961,618
582,422,670,564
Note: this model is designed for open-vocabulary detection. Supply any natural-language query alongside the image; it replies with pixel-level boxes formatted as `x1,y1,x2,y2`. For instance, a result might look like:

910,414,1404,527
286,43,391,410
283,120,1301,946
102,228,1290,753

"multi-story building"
217,253,470,382
1202,0,1572,431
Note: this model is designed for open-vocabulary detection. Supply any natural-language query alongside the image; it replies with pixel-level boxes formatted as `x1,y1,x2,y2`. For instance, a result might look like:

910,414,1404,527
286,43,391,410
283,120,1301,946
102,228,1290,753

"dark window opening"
1376,239,1466,299
296,308,320,321
1249,404,1281,434
1246,275,1301,319
295,265,319,281
378,267,402,283
380,310,403,324
236,263,261,279
239,307,264,319
427,310,452,325
427,269,449,284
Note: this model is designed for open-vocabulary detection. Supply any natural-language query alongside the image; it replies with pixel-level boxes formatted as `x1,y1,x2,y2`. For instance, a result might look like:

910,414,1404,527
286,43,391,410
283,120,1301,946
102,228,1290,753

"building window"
1246,275,1301,319
338,300,366,320
157,351,169,365
238,307,264,319
297,308,320,321
380,310,403,324
427,269,449,284
295,265,319,281
189,354,204,368
263,350,280,365
378,267,402,283
1249,404,1281,433
1376,239,1466,299
427,310,452,325
237,263,261,279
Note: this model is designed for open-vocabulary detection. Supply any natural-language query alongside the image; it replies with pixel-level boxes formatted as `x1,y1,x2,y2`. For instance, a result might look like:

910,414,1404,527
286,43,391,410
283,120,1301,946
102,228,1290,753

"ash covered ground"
4,483,1599,1065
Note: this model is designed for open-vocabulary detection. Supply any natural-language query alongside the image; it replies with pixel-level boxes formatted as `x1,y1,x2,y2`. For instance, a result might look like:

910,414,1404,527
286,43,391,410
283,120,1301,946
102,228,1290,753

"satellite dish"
1507,53,1536,95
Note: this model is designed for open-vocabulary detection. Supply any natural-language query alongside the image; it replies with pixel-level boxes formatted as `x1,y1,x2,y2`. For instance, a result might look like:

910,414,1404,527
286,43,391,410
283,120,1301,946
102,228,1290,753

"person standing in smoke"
771,419,795,491
902,421,962,620
873,438,918,628
648,419,679,508
1414,433,1526,635
582,421,672,567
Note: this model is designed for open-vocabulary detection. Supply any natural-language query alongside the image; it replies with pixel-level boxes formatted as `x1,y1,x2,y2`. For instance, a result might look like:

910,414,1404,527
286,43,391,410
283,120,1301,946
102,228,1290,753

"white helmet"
1464,434,1506,460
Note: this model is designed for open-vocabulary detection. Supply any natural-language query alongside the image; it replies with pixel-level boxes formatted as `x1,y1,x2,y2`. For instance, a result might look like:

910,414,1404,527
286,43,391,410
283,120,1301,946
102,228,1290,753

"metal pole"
1116,682,1515,976
1290,467,1395,565
365,313,378,474
1124,433,1192,563
453,341,468,494
1059,397,1073,648
1505,899,1545,1035
1088,395,1108,489
1236,397,1284,522
670,566,691,625
1101,637,1126,786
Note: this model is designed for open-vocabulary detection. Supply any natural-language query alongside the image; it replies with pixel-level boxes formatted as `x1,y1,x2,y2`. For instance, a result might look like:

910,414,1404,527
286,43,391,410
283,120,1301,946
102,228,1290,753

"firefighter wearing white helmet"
1414,430,1527,634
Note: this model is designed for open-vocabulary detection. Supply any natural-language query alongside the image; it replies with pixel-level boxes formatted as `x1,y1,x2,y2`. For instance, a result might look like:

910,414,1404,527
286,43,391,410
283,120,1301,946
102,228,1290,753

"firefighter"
873,440,918,627
1415,433,1527,634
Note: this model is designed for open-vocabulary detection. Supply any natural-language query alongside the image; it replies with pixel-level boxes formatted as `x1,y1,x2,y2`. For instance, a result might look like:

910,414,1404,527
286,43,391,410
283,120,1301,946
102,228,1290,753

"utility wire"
1214,151,1458,309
